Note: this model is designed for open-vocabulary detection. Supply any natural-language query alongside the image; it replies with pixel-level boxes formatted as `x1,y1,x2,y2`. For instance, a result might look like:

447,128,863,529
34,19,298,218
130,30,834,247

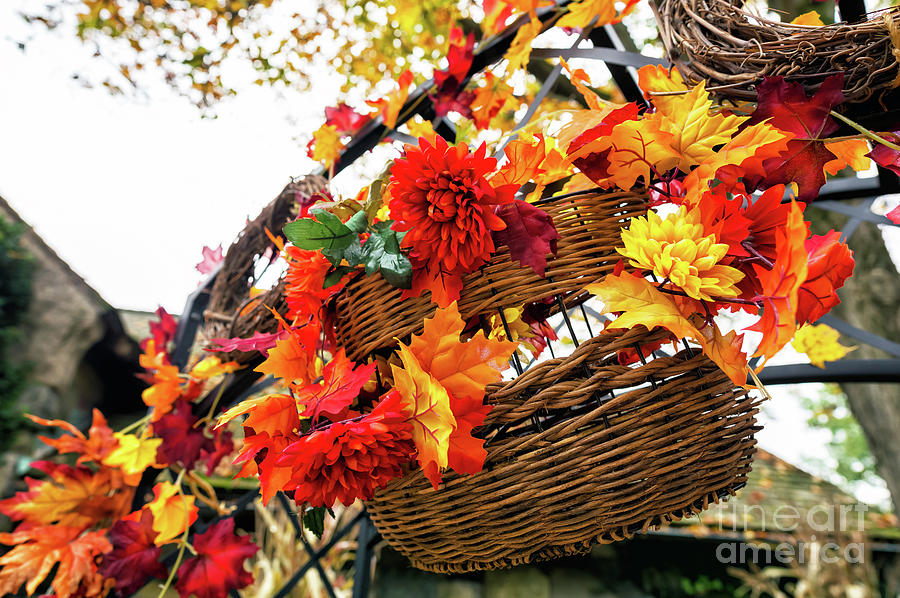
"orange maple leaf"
823,138,871,176
254,328,319,387
471,72,514,129
491,133,548,188
218,393,300,436
407,302,517,402
746,200,810,364
0,462,133,529
25,409,117,465
367,70,414,130
0,526,112,598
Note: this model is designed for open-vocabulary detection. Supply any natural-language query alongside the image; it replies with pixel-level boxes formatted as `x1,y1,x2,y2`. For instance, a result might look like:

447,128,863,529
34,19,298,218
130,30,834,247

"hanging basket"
365,326,760,572
332,189,648,362
653,0,900,104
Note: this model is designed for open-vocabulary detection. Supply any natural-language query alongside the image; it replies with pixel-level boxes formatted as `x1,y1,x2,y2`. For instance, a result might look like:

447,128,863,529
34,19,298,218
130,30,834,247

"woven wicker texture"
365,326,760,572
203,175,328,363
653,0,900,103
332,189,648,362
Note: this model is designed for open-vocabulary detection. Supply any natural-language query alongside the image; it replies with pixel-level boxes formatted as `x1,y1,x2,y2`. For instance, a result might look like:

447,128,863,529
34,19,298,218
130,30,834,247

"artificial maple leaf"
146,306,178,352
235,432,297,505
0,461,132,528
174,518,258,598
97,510,168,597
746,201,809,363
0,526,111,598
790,10,824,26
195,245,223,275
433,26,475,119
683,122,793,201
637,64,688,115
745,74,845,201
152,402,215,471
391,343,456,489
823,139,871,175
189,356,240,380
471,72,514,129
481,0,517,35
699,324,750,386
102,431,161,484
200,427,234,476
792,323,855,368
324,103,369,135
26,409,116,465
307,123,343,170
559,58,606,110
503,18,540,76
422,394,493,484
367,69,414,130
888,203,900,225
492,133,548,188
557,0,639,28
254,328,318,387
147,482,198,545
207,330,287,354
867,132,900,176
651,80,747,171
218,393,300,437
296,349,376,423
407,302,517,403
492,199,560,276
796,230,854,324
585,273,703,345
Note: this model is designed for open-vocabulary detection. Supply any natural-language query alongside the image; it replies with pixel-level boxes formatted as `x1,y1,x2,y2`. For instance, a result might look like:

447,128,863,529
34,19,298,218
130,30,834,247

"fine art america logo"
713,502,869,565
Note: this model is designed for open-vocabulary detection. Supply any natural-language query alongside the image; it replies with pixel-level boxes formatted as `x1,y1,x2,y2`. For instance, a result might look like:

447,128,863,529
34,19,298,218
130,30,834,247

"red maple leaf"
888,204,900,225
422,394,493,483
153,402,215,471
296,349,375,424
491,199,560,276
174,518,258,598
432,26,475,118
745,75,845,201
206,330,287,355
200,427,234,476
868,131,900,178
97,510,168,596
144,306,178,353
324,103,369,135
796,230,854,324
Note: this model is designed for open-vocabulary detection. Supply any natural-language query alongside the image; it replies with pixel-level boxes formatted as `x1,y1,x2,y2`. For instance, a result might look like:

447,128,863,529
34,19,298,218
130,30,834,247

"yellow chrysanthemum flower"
618,206,744,301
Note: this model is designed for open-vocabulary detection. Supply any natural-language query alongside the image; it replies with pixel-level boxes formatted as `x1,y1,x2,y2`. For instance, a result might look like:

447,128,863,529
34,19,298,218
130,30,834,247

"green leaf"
361,221,412,288
302,506,328,539
283,210,354,252
323,266,354,289
345,210,369,234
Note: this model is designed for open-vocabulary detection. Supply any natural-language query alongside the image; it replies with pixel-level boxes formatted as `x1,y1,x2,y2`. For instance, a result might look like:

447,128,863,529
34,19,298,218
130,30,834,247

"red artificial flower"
278,391,414,508
388,136,517,306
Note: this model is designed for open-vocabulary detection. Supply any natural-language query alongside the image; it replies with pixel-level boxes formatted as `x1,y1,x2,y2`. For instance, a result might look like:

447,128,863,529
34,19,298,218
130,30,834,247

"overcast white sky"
1,2,894,507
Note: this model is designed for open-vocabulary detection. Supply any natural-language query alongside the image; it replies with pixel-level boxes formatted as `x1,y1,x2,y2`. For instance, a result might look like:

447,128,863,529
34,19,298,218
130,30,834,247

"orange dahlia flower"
388,136,517,306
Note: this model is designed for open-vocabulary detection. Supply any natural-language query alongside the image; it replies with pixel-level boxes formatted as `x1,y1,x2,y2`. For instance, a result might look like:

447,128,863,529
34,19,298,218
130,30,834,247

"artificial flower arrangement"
4,0,900,595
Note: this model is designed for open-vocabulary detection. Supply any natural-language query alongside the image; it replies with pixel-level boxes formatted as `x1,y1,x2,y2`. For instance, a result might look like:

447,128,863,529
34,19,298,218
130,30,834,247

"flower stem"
118,413,152,435
829,111,900,151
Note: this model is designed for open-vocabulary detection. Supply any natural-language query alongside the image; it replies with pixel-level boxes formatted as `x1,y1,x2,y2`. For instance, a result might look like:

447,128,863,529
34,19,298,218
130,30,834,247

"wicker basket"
653,0,900,104
365,326,760,572
333,189,648,362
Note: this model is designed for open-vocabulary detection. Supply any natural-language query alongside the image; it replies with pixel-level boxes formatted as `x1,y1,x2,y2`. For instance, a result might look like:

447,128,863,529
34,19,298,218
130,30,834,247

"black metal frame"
141,0,900,593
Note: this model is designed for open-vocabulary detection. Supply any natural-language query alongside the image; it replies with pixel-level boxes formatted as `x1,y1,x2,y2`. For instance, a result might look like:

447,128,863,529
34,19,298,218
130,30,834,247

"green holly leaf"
283,209,355,252
302,506,327,539
345,210,369,234
323,266,354,289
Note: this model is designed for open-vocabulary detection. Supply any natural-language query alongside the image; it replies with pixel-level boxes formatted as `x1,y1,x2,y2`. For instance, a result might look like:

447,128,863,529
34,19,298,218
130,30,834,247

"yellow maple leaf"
637,64,688,115
189,356,241,380
792,324,856,368
147,482,198,545
652,80,747,171
405,117,438,145
102,432,161,484
471,72,514,129
310,124,343,169
790,10,824,26
602,118,680,189
823,139,872,176
503,18,540,76
557,0,636,29
391,344,456,489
